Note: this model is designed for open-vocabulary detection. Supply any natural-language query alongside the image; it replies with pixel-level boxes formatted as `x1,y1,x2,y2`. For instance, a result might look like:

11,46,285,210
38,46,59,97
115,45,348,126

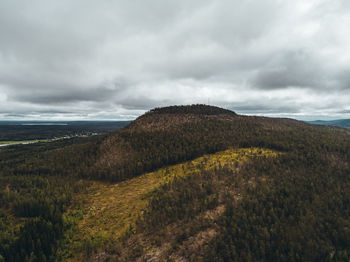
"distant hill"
308,119,350,128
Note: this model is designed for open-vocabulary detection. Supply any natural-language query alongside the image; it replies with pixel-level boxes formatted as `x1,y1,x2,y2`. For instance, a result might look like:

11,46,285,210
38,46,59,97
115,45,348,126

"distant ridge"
308,119,350,128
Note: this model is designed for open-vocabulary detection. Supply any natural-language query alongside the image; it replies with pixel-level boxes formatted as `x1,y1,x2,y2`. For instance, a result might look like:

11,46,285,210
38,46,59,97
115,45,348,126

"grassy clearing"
66,148,278,260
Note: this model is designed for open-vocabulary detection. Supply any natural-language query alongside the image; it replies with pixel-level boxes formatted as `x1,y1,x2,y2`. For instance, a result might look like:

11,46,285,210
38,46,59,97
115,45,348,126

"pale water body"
0,141,38,147
21,123,68,126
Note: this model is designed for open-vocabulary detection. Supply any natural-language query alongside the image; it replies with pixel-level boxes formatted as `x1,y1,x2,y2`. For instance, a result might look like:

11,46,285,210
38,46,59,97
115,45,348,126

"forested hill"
1,104,350,261
92,105,350,261
1,104,347,183
93,104,346,182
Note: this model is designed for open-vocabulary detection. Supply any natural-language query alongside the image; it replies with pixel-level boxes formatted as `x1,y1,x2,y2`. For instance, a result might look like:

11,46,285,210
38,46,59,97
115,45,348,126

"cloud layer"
1,0,350,120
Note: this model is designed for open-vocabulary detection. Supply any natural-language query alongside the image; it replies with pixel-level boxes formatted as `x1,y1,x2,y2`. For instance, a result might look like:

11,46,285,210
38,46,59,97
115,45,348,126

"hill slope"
66,148,278,261
87,105,350,261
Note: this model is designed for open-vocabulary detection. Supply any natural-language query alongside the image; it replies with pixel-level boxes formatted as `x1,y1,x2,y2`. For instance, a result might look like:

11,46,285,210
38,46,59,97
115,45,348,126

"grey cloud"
337,110,350,114
2,113,28,118
228,104,300,115
0,0,350,120
115,97,172,110
11,86,116,104
251,50,326,90
335,70,350,90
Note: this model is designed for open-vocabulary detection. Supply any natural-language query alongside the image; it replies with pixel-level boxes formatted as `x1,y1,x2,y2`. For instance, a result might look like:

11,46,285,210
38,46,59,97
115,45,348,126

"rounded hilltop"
127,104,239,132
146,104,237,116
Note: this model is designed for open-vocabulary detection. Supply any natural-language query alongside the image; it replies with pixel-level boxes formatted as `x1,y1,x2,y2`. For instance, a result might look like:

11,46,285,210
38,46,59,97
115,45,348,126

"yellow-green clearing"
67,147,278,260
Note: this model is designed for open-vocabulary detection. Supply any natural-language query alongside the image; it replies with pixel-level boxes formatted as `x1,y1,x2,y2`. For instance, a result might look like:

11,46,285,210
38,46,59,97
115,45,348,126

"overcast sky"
1,0,350,120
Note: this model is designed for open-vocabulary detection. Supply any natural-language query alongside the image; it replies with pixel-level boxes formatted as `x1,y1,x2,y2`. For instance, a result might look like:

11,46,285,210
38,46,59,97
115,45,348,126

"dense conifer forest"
0,105,349,261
